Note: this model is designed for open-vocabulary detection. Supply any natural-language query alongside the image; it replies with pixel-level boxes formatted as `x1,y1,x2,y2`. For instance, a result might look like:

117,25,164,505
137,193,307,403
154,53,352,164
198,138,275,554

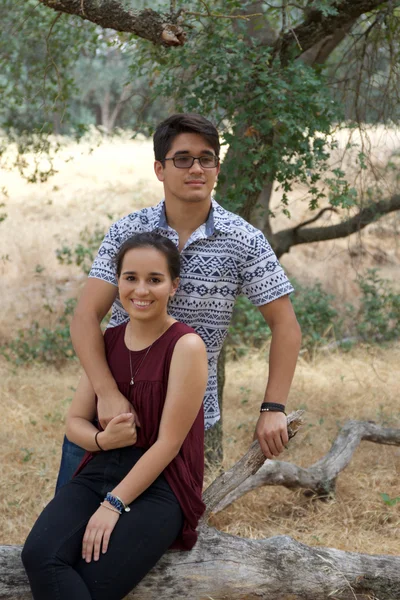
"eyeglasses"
164,155,219,169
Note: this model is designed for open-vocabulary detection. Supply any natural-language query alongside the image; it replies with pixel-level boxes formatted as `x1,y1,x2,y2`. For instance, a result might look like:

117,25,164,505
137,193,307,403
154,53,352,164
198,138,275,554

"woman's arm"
82,333,208,562
66,373,136,452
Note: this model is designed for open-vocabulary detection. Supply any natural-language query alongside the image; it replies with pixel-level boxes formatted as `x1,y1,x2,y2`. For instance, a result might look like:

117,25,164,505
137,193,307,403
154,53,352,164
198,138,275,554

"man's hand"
254,411,288,459
97,388,140,429
99,413,137,450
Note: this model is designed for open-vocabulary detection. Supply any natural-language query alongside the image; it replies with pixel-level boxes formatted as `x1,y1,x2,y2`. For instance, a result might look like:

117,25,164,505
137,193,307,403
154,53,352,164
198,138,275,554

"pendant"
130,378,134,386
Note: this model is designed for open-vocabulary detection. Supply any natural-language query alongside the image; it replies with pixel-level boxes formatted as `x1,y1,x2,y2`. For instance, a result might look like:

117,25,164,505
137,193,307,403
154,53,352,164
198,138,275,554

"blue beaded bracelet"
105,492,131,513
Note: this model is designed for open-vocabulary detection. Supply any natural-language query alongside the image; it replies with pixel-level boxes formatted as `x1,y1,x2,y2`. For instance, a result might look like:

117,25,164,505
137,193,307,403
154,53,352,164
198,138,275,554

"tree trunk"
100,89,111,133
204,343,226,470
107,83,134,131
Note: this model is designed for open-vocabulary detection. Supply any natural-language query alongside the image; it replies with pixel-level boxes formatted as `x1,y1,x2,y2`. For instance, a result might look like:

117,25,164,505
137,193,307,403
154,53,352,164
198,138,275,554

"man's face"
154,132,220,206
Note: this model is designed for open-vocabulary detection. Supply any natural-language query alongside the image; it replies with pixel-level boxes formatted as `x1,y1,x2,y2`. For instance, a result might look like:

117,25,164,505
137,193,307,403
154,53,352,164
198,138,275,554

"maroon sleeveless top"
76,321,205,550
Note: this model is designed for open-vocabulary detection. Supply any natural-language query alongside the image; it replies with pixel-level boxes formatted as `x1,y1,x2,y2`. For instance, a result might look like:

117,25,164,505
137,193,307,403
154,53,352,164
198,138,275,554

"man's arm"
70,278,136,428
254,295,301,459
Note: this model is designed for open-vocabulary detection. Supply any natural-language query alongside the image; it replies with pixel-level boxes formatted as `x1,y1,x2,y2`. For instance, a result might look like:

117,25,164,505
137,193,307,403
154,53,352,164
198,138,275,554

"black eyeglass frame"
163,155,220,169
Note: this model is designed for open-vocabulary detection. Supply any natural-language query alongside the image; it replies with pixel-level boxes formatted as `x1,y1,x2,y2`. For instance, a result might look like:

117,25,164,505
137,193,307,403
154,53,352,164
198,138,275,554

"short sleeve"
88,221,122,287
239,230,294,306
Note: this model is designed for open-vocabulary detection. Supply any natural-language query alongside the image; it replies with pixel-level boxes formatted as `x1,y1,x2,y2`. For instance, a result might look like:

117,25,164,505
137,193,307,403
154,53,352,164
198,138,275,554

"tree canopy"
1,0,400,253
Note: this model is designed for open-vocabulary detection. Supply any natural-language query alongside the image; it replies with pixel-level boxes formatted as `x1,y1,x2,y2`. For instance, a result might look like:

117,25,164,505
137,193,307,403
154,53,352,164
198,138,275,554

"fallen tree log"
3,529,400,600
2,413,400,600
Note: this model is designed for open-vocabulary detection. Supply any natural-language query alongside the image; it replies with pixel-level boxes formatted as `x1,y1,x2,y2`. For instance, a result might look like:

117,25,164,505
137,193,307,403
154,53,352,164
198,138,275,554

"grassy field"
1,345,399,554
0,133,399,556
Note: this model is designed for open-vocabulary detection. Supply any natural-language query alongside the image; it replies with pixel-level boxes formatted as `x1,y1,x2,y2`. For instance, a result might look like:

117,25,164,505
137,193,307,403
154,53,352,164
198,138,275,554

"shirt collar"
153,198,232,236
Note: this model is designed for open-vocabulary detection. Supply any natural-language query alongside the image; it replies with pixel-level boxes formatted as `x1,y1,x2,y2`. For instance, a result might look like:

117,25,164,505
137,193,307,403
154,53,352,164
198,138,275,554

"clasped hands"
96,388,139,450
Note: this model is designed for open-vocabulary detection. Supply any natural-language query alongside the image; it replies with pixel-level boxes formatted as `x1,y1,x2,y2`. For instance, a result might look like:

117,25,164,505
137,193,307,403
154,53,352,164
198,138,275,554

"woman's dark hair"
153,113,220,162
114,232,181,280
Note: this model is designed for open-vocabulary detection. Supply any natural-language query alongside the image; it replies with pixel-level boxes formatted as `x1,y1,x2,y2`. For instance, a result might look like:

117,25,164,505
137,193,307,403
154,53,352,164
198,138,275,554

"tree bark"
3,531,400,600
38,0,185,46
3,416,400,599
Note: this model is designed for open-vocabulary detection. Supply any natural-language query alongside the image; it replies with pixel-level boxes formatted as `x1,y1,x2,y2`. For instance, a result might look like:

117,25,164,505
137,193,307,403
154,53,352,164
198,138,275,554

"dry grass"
1,344,399,555
209,343,400,555
0,131,399,556
0,136,161,340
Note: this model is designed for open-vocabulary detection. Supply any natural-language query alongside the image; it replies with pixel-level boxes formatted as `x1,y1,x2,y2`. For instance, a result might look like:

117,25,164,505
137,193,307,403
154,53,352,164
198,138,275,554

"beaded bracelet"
105,492,131,513
260,402,286,414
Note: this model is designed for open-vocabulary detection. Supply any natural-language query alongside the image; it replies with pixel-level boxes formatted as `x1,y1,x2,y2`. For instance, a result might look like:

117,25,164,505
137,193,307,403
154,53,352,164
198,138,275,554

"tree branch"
213,420,400,513
202,410,304,519
292,206,339,230
271,194,400,258
38,0,186,46
299,19,356,65
277,0,391,63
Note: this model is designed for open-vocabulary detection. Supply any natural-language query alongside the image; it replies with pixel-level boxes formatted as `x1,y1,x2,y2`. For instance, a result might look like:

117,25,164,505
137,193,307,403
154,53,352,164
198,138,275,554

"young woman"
22,232,208,600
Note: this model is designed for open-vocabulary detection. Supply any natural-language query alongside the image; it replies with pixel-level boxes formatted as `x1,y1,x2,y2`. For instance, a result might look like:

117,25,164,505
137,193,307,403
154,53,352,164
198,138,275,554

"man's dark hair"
114,232,181,281
153,113,220,162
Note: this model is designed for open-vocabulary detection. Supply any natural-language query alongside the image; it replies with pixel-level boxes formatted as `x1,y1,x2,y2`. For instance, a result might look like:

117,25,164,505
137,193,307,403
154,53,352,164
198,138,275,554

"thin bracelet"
100,502,121,515
95,430,104,451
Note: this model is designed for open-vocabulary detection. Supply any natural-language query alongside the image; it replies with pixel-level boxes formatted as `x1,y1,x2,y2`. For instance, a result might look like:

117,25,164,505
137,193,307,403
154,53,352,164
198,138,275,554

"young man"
57,113,301,489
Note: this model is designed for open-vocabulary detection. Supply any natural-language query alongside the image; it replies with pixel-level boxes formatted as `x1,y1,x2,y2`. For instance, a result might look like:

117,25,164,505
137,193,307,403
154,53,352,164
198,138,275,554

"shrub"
0,298,76,366
356,269,400,342
290,278,341,352
227,279,341,356
226,296,271,357
56,223,107,275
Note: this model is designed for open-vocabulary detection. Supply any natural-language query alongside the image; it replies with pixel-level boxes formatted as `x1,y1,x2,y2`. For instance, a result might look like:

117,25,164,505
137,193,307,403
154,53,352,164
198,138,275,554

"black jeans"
22,447,183,600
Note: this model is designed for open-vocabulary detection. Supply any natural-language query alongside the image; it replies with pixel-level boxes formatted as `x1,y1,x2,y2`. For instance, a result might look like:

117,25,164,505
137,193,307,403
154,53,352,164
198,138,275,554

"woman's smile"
130,299,154,309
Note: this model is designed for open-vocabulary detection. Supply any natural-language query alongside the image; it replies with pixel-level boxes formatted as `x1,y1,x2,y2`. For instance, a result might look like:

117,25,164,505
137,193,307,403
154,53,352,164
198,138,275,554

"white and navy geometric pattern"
89,199,294,429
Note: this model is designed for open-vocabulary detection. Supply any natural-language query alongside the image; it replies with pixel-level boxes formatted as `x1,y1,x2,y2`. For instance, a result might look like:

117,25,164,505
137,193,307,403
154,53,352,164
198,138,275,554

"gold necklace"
127,321,170,386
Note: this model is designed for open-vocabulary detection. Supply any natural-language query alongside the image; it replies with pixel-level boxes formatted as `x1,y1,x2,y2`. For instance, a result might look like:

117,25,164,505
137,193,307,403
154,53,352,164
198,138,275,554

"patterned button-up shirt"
89,199,294,429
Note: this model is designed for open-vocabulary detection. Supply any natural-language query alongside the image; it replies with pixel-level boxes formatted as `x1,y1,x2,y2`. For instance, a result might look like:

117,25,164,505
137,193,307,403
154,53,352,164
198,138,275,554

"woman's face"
118,246,179,321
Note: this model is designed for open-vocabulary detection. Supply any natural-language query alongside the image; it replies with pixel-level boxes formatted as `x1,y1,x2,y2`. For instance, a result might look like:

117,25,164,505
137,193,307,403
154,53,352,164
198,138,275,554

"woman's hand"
82,504,120,562
99,413,137,450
